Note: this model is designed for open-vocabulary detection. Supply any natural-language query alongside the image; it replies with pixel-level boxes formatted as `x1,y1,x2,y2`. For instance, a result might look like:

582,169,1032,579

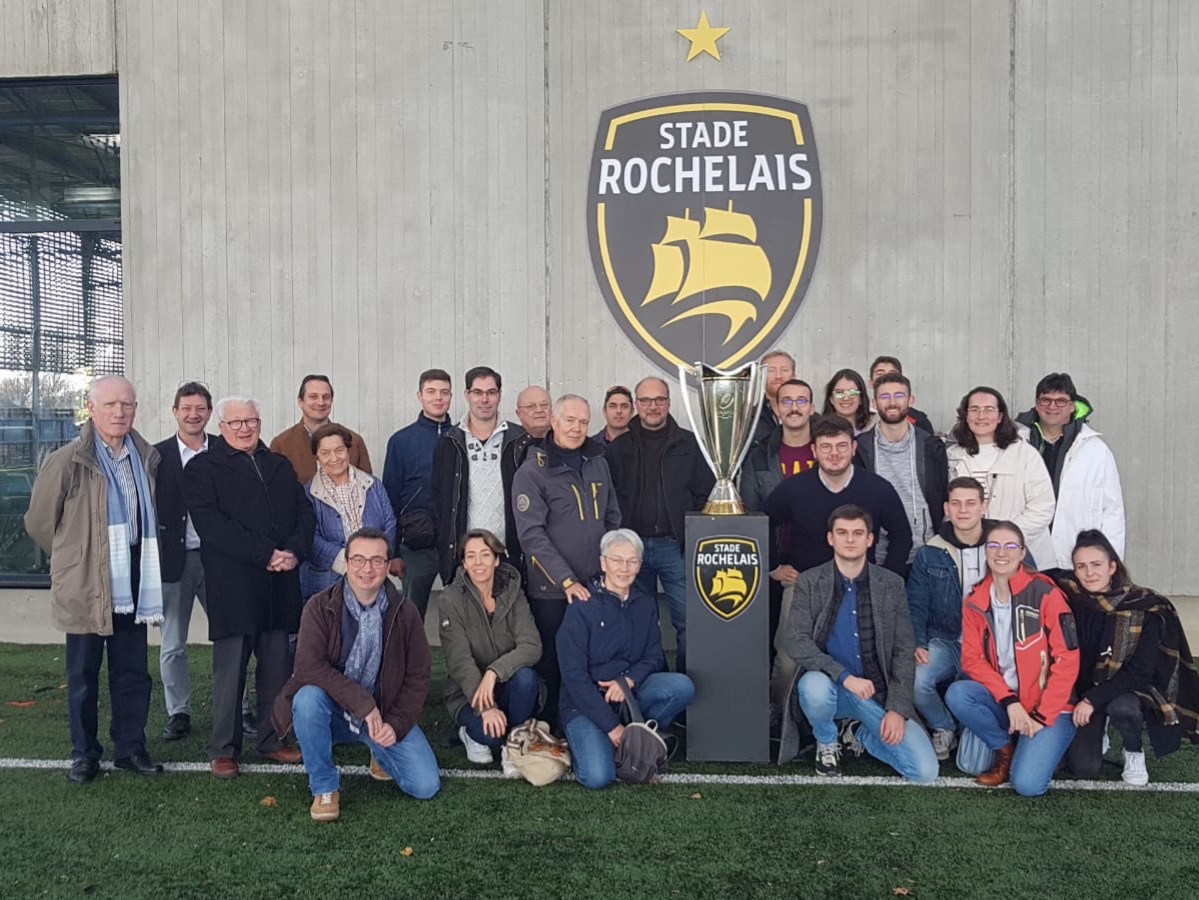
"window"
0,78,121,583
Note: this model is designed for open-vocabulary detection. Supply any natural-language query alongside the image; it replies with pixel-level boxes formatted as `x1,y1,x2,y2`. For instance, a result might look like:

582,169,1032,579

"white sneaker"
931,728,958,761
500,746,520,779
459,726,494,765
1121,750,1149,786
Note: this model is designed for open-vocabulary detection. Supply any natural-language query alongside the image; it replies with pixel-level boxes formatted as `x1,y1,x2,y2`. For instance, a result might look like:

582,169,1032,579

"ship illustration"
641,203,773,345
710,568,750,612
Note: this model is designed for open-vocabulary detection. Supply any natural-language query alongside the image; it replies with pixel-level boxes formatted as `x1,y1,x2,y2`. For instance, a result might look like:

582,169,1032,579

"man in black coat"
605,376,715,673
154,381,215,741
184,396,315,778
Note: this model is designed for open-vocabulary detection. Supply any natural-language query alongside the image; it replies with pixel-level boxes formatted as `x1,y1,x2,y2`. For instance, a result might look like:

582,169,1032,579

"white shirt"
177,434,208,550
990,586,1019,691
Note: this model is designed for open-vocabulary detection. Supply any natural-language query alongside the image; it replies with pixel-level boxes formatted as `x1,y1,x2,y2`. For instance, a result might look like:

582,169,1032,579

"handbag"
614,676,669,784
396,488,436,550
504,719,571,786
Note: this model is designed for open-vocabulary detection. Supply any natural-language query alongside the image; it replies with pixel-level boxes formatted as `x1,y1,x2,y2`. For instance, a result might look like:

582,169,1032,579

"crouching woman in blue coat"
556,528,695,789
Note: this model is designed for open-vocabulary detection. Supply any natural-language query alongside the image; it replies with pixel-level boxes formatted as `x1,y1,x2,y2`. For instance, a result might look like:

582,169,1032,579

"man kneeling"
273,527,440,821
784,505,938,783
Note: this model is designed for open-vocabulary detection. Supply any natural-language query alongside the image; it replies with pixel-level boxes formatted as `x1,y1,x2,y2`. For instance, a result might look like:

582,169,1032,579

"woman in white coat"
946,386,1056,568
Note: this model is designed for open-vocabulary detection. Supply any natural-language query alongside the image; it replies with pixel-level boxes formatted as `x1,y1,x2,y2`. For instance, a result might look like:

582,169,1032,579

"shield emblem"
587,91,823,374
694,537,761,621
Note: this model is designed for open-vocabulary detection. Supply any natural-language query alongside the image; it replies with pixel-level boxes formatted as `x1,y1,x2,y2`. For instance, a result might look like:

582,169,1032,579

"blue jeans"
945,679,1075,797
291,685,440,799
455,666,541,748
634,537,687,672
797,671,939,784
564,672,695,790
913,638,962,732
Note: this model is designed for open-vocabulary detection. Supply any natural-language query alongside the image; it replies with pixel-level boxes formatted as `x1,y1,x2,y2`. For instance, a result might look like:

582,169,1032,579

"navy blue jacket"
556,575,665,732
382,413,452,518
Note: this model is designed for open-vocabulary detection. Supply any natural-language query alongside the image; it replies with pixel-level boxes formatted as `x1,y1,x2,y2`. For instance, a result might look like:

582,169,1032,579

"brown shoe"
211,757,240,779
262,747,303,765
310,790,340,822
369,754,392,782
976,742,1015,787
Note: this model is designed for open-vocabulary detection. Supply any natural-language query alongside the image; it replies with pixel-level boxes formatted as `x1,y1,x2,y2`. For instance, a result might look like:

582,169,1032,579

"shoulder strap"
618,675,644,723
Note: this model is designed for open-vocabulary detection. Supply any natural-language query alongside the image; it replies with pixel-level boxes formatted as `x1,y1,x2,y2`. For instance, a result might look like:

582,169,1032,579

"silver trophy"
678,361,768,515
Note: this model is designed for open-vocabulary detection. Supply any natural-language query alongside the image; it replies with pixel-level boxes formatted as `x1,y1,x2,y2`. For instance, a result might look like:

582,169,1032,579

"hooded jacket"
512,436,621,600
960,566,1079,726
905,519,995,647
1016,400,1125,568
437,562,543,720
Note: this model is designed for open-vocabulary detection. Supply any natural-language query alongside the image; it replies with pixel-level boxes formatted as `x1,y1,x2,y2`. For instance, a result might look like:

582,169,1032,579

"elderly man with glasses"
605,376,714,674
274,527,439,821
184,396,315,778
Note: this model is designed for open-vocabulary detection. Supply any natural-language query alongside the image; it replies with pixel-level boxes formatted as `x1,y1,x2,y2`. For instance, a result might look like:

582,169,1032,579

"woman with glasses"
821,369,873,434
301,423,396,601
945,521,1079,795
1050,530,1199,785
557,529,695,789
946,386,1056,568
439,528,543,768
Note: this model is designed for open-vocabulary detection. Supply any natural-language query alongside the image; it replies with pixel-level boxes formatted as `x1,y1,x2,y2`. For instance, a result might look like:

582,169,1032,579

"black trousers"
209,630,291,759
1066,691,1145,777
528,596,568,727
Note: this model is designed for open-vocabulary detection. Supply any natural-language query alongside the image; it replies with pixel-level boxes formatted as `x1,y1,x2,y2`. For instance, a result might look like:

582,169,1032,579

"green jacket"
438,562,543,720
24,420,160,636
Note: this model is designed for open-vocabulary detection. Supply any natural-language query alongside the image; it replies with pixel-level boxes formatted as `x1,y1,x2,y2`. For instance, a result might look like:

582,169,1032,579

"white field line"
2,757,1198,792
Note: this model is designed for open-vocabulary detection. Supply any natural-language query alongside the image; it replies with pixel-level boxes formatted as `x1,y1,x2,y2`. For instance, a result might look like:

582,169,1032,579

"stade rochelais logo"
694,537,761,621
587,91,823,374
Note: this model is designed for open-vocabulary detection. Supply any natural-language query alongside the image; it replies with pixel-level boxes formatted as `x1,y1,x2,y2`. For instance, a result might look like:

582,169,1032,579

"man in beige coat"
25,375,165,784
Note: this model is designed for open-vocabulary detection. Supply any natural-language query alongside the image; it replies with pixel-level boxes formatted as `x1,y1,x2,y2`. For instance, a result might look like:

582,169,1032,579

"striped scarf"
94,434,163,626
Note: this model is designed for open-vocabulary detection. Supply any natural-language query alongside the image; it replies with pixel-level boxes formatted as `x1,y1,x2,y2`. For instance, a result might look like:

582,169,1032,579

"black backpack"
614,676,669,784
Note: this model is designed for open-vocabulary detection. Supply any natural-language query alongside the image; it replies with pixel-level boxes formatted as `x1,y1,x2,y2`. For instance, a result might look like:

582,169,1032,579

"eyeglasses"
222,417,261,430
831,389,861,400
347,555,389,569
876,391,908,402
1037,396,1072,408
967,406,999,416
984,541,1023,552
518,402,550,412
778,397,810,408
467,389,500,399
604,556,642,569
636,396,669,407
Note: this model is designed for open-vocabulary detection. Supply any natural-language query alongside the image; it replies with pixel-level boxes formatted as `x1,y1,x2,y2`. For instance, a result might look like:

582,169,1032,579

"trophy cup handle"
678,362,719,477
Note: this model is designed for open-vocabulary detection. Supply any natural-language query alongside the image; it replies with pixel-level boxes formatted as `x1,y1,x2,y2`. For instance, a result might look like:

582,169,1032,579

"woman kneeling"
946,521,1079,796
1053,529,1199,785
557,529,695,789
439,529,543,769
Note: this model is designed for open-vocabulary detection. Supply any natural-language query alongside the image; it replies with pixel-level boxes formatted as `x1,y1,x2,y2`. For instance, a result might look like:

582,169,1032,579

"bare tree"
0,372,88,413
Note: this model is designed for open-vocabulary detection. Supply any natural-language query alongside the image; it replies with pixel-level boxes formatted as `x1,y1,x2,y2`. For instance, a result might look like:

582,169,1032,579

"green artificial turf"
2,642,1199,899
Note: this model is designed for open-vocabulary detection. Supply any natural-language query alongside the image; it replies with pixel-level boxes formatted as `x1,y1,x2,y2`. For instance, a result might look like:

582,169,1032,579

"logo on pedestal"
695,537,761,621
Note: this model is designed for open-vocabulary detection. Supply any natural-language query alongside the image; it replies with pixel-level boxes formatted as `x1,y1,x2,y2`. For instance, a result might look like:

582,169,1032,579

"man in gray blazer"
781,503,938,782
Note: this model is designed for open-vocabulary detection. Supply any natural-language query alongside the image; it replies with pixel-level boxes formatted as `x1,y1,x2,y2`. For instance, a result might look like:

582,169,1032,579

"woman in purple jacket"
556,528,695,789
301,424,396,601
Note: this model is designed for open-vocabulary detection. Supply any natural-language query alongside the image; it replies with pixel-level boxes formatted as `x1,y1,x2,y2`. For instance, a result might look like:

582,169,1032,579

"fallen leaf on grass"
259,796,278,808
690,792,703,800
892,889,914,896
400,847,415,857
60,683,67,690
7,701,35,708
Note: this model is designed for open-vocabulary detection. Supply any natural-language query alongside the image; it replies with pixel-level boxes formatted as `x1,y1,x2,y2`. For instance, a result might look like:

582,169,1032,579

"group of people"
22,352,1197,823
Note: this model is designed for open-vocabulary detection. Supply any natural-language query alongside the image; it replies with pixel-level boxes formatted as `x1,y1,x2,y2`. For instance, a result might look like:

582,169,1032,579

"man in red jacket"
274,528,440,821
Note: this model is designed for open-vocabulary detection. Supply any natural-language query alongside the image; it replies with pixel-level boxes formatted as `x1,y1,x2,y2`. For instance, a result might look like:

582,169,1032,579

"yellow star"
677,11,730,62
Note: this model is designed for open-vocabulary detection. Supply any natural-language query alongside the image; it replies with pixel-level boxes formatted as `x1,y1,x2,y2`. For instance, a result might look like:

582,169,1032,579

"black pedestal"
684,513,770,762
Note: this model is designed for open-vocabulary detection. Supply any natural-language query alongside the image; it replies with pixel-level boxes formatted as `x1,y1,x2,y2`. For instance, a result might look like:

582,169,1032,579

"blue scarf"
342,581,390,733
93,434,164,625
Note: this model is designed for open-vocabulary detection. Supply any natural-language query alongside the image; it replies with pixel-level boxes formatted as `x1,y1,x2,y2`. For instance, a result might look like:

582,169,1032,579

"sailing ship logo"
588,91,822,375
694,536,761,621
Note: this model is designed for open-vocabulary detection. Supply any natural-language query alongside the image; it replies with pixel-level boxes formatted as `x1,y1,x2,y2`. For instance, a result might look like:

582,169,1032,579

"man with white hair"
26,375,166,783
512,393,620,725
185,395,315,778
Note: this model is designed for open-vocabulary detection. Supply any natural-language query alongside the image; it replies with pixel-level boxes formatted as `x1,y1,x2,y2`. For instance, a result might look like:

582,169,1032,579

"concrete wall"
4,0,1199,588
0,0,115,77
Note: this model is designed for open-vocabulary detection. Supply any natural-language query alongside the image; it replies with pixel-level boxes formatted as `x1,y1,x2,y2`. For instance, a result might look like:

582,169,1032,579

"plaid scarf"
1057,574,1199,743
341,581,390,734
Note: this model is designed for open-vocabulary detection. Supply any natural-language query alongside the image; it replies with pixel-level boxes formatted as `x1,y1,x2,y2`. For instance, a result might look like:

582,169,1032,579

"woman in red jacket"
945,521,1080,795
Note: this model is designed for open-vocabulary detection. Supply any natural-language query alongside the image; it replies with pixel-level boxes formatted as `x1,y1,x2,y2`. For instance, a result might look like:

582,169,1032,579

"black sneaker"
814,741,842,777
161,713,191,741
839,719,865,757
